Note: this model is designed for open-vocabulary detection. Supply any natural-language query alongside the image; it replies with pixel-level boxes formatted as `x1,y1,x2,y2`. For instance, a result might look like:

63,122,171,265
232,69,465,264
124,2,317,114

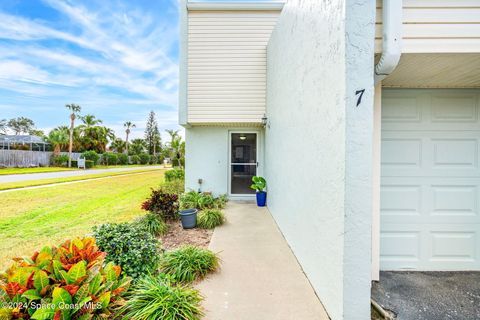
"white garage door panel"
381,89,480,270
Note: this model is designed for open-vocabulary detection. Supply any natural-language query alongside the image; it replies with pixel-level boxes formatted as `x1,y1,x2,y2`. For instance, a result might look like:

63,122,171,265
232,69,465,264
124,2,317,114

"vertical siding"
376,0,480,53
187,10,280,124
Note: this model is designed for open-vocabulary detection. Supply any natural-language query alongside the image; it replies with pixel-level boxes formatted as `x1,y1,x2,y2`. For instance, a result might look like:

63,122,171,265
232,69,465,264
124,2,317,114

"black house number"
355,89,365,107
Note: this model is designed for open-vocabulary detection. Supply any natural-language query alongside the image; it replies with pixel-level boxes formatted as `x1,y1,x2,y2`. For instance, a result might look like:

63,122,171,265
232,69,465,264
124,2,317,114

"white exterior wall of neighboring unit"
266,0,376,319
185,126,264,196
375,0,480,53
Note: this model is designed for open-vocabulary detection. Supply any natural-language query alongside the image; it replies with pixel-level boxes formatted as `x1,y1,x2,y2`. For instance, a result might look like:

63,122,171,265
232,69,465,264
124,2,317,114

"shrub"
81,150,100,165
160,246,220,283
149,155,159,165
51,154,69,167
85,160,94,169
142,188,179,221
197,209,225,229
0,238,130,320
120,274,203,320
164,168,185,182
71,159,78,167
135,213,168,236
92,223,161,279
130,155,140,165
180,191,228,210
161,179,185,195
102,152,118,166
139,153,150,165
117,153,128,165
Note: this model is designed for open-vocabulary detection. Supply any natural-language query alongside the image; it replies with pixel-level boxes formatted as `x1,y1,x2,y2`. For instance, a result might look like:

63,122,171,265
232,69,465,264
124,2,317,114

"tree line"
0,104,185,168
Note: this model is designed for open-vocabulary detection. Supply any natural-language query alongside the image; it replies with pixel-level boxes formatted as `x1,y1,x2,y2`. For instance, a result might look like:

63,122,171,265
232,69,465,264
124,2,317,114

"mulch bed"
159,221,213,250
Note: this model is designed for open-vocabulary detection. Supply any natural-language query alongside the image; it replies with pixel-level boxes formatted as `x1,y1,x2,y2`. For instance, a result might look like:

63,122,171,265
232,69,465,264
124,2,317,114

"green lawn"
0,164,161,175
0,167,77,175
0,167,164,191
0,170,165,270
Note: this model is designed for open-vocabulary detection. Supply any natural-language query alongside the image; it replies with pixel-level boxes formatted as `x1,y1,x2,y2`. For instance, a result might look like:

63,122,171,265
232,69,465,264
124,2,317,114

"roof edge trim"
187,1,285,11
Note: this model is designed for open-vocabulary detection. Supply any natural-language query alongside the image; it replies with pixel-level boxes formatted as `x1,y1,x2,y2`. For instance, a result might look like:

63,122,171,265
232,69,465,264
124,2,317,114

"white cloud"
0,0,181,135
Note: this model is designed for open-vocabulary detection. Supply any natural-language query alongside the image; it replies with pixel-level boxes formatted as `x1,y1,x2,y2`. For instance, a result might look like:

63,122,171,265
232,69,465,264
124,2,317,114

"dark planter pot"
179,208,198,229
256,191,267,207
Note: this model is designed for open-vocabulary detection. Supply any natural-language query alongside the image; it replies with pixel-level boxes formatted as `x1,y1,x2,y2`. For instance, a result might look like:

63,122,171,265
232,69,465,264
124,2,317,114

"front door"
230,133,257,195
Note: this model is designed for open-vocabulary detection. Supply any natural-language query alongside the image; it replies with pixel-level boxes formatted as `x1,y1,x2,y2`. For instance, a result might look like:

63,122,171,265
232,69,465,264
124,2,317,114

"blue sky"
0,0,180,141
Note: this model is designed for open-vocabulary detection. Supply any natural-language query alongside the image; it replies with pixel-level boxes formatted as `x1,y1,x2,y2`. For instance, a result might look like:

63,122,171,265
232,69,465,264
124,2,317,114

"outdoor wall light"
239,135,247,140
261,115,268,127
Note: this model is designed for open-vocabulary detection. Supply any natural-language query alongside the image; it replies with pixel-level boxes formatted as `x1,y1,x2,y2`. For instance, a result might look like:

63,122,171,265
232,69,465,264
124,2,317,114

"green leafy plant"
142,188,179,221
160,246,219,283
0,238,130,320
135,213,168,236
119,274,203,320
85,160,94,169
250,176,266,192
117,153,128,165
80,150,100,165
102,152,118,166
180,191,227,210
130,155,140,165
160,180,185,195
138,153,150,165
51,154,69,167
164,169,185,182
197,209,225,229
92,223,161,279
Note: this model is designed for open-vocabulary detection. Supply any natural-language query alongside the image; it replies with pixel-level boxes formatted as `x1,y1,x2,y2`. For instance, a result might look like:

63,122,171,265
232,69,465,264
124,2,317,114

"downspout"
374,0,402,84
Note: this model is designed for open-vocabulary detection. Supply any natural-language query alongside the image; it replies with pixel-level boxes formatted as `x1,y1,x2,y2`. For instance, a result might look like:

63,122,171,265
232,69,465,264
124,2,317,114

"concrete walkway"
0,165,164,183
197,201,329,320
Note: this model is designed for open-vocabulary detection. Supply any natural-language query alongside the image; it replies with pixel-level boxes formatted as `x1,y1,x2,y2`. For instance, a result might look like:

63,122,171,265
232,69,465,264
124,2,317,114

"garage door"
380,89,480,270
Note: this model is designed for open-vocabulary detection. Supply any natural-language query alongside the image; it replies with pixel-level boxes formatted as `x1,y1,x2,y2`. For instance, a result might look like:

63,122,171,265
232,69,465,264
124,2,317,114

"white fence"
0,150,81,167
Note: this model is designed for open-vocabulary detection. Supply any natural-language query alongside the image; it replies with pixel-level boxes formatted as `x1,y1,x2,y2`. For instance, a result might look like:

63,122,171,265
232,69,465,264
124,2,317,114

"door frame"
228,130,260,198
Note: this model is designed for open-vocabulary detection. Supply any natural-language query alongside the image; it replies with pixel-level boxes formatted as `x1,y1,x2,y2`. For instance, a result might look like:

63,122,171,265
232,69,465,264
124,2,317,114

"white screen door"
230,133,257,195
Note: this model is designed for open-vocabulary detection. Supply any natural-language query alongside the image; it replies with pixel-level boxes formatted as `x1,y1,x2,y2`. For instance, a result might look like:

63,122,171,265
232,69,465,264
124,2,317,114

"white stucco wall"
185,126,264,196
265,1,375,319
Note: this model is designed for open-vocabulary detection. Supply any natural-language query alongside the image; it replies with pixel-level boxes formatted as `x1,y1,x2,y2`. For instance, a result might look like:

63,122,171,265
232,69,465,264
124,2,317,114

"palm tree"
165,129,179,143
124,121,136,154
48,127,69,155
80,114,102,128
170,136,185,168
110,138,126,153
129,138,147,155
66,104,81,167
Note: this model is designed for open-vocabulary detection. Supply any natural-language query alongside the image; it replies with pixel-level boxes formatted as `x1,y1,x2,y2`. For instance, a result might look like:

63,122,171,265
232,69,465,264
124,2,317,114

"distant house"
0,135,49,151
179,1,480,319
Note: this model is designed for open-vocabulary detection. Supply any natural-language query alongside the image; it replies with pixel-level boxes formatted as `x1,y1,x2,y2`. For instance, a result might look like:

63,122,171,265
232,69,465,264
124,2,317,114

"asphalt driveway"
0,165,164,183
372,271,480,320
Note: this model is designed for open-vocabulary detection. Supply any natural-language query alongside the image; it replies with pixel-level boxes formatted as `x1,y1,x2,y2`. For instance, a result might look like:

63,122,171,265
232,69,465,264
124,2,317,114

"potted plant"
250,176,267,207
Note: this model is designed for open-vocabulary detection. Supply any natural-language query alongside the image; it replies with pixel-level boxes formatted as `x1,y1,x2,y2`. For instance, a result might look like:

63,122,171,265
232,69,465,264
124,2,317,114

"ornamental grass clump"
0,238,130,320
197,209,225,229
160,246,220,283
179,191,228,210
135,213,169,236
120,274,203,320
93,223,161,279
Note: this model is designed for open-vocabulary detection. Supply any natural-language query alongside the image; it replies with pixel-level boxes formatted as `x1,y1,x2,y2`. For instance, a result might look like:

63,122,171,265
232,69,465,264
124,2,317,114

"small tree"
66,104,81,168
124,121,135,155
7,117,35,135
144,111,161,156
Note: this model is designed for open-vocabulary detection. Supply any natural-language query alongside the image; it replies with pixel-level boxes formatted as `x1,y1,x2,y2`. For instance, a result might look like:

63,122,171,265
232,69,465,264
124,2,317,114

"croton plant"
0,238,131,320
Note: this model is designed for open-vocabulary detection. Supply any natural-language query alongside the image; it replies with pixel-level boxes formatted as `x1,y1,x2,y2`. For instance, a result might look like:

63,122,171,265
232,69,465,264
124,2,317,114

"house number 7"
355,89,365,107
